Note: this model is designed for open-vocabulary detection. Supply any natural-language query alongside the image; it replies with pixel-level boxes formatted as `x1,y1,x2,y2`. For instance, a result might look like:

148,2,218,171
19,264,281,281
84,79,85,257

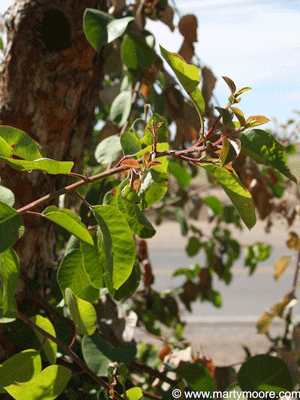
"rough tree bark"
0,0,105,300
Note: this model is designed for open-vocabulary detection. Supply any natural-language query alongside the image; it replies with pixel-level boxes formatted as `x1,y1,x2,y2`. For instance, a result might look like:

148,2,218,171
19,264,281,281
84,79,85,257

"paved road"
138,218,300,365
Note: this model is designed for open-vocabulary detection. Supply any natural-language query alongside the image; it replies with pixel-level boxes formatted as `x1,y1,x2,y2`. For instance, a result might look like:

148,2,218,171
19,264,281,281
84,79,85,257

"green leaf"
202,163,256,229
219,138,240,166
141,114,168,147
160,47,199,93
42,206,93,245
175,363,215,391
0,186,15,207
237,355,293,393
0,248,19,321
83,9,134,52
168,160,191,189
0,136,13,157
93,205,136,289
81,233,103,289
95,135,122,165
0,201,24,253
174,207,188,237
0,126,45,161
159,46,205,119
235,87,251,97
65,288,97,335
240,129,296,182
30,315,57,365
5,365,71,400
245,243,272,275
185,236,201,257
122,33,157,72
114,258,141,301
82,334,137,377
0,156,73,175
139,170,168,210
58,244,99,303
0,350,41,394
231,107,246,126
124,388,143,400
121,131,142,155
116,181,156,239
215,107,234,126
110,91,132,128
202,196,223,215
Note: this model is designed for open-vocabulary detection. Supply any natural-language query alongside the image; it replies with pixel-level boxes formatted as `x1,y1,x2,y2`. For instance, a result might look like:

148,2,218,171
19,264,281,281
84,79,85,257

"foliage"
0,1,299,399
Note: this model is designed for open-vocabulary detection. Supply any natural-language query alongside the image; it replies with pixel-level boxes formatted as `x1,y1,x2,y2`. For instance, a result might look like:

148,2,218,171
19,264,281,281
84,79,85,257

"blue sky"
147,0,300,129
1,0,300,128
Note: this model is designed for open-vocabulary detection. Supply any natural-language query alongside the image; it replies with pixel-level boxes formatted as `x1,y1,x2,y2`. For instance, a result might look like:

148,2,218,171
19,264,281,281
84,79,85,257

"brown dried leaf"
179,39,195,64
163,87,185,120
249,179,273,220
202,67,217,109
287,231,300,251
256,311,274,334
98,121,119,141
136,238,148,262
199,268,212,295
109,0,126,14
158,345,172,362
173,119,198,148
143,260,154,287
274,255,292,281
159,5,175,31
178,14,198,43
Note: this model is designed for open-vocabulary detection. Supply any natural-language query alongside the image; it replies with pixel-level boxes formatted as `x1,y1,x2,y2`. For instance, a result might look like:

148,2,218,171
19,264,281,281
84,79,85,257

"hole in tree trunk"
38,9,71,52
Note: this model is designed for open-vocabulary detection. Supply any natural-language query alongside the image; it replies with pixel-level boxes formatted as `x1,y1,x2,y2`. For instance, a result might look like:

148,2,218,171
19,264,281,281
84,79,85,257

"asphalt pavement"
139,217,300,365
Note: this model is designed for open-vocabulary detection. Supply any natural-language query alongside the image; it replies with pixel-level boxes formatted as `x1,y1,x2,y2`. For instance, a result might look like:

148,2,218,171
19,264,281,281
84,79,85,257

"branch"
17,164,129,215
17,312,123,400
17,146,208,215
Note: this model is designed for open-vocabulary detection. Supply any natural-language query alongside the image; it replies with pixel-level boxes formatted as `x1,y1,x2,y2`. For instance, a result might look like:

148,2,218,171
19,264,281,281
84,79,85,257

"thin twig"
130,360,178,387
17,312,124,400
74,190,92,209
142,390,162,400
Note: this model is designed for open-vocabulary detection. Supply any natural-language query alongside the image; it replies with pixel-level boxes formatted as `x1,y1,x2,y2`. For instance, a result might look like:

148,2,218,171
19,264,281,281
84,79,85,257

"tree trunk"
0,0,105,300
